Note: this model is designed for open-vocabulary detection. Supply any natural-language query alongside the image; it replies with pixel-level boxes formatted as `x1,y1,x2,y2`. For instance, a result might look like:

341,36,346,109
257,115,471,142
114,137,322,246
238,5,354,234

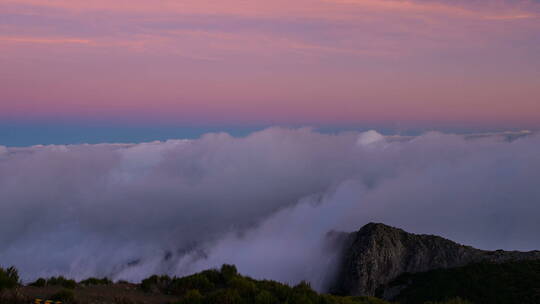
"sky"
1,1,540,288
1,0,540,145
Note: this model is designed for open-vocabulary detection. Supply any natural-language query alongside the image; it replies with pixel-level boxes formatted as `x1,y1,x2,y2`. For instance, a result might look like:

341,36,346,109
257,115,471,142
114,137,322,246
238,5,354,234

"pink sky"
1,0,539,128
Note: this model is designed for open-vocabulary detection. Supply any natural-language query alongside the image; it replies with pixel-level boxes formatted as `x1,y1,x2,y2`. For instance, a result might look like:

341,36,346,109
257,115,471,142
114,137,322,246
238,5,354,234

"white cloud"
0,145,7,157
0,128,539,290
356,130,385,146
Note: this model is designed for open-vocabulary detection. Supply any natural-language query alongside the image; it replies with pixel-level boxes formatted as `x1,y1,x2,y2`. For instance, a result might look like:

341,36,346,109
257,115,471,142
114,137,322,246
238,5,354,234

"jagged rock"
331,223,540,297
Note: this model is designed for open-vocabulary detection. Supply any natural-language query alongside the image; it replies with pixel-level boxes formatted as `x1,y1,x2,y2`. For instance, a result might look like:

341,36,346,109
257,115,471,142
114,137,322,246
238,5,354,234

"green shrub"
140,274,171,293
205,288,242,304
169,273,215,295
221,264,238,281
229,276,257,297
79,277,112,286
29,276,77,288
391,260,540,304
0,266,20,291
177,289,203,304
29,278,47,287
45,276,78,289
254,290,277,304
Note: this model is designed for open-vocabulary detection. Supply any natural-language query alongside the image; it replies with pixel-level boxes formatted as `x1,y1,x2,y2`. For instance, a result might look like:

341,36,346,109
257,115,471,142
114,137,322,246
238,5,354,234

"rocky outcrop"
331,223,540,297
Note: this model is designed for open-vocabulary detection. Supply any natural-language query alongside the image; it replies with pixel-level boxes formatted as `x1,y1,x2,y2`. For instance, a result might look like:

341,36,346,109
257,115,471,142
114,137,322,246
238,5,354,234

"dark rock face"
332,223,540,297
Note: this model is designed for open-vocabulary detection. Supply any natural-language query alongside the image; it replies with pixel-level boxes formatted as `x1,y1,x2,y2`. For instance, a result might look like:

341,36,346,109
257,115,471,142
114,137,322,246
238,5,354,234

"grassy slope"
5,262,525,304
2,265,390,304
387,260,540,304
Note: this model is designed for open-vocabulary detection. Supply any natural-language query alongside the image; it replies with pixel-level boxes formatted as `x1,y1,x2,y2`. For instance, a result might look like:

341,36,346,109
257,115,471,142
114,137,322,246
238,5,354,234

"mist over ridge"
1,128,539,291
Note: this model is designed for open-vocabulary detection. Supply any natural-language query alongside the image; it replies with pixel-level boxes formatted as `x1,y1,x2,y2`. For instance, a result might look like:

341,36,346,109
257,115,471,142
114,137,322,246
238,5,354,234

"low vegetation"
30,276,77,289
141,264,388,304
79,277,113,286
0,266,20,291
388,260,540,304
0,264,523,304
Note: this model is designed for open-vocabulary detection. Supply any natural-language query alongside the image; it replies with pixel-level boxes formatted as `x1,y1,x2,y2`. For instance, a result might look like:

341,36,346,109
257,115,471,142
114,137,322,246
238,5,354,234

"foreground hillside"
1,264,395,304
385,260,540,304
3,222,540,303
0,264,473,304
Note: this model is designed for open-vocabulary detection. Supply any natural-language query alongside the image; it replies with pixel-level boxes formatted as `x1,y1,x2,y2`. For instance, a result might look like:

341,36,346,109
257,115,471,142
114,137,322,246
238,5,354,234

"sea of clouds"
1,128,539,290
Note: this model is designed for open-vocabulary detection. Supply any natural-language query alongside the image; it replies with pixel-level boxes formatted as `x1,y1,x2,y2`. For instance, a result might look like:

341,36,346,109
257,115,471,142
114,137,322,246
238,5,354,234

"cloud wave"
1,128,539,291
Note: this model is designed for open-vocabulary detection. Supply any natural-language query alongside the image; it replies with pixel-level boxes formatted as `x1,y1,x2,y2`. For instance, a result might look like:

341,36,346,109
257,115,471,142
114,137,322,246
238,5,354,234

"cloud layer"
1,128,539,290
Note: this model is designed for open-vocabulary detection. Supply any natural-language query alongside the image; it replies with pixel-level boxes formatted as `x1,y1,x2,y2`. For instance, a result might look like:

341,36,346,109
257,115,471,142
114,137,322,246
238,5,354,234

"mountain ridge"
331,223,540,298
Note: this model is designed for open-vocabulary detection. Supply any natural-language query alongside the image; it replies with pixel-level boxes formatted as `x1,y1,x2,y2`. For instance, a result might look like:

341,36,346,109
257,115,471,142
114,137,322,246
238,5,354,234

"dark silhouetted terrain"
387,260,540,304
1,265,392,304
2,223,540,304
332,223,540,299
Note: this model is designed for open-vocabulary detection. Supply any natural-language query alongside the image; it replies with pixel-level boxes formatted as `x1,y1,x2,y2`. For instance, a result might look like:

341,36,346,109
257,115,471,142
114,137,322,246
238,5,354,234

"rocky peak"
331,223,540,297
